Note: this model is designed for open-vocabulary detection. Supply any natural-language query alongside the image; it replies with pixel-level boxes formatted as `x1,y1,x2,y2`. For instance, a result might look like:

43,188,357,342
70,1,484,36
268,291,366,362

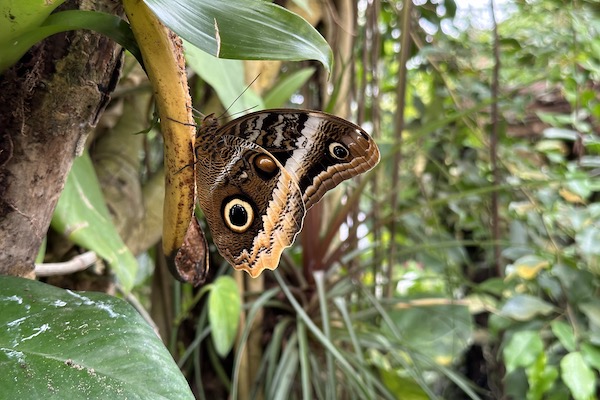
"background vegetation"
2,0,600,399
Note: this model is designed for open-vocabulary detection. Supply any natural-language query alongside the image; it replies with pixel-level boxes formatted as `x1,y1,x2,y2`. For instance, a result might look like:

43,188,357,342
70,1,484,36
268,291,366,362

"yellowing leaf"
559,188,585,204
506,255,550,281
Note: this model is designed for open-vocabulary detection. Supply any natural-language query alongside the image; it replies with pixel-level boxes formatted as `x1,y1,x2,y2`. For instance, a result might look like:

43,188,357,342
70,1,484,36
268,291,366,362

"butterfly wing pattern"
195,109,380,278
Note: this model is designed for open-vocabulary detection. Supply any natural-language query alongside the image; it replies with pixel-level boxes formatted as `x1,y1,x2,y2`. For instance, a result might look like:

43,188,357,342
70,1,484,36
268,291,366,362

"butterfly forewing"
216,109,380,209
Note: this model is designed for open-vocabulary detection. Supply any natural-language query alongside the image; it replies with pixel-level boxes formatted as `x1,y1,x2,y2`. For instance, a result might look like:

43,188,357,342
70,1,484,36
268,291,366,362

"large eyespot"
223,197,254,233
253,154,279,180
328,142,350,160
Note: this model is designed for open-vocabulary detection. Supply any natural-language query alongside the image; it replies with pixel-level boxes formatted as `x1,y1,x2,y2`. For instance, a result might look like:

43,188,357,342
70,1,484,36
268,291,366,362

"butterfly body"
195,109,379,278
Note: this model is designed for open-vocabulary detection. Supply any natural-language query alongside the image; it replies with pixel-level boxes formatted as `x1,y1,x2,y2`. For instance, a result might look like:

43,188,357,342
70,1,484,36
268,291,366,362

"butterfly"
194,109,380,278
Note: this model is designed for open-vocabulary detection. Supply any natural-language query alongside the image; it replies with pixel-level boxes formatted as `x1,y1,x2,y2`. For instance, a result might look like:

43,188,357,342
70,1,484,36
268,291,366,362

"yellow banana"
122,0,197,273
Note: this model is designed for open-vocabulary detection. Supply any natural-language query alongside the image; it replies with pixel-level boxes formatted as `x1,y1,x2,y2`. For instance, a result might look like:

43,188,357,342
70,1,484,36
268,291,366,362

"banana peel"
123,0,207,285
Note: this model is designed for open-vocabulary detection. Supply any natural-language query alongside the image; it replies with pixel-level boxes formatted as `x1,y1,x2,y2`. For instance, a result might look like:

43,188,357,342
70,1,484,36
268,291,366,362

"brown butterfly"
194,109,379,278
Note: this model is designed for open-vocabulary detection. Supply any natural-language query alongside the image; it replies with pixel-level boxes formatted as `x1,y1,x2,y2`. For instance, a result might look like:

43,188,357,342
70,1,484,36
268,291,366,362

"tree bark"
0,0,124,277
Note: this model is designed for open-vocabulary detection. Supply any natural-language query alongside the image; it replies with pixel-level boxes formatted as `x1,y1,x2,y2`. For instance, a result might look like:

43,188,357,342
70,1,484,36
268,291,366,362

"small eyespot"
329,142,349,160
223,198,254,233
356,129,369,140
254,154,278,175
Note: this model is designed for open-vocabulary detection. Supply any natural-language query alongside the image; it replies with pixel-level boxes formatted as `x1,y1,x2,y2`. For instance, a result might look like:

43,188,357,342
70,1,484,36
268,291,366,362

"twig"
387,0,412,297
490,0,502,277
35,251,98,277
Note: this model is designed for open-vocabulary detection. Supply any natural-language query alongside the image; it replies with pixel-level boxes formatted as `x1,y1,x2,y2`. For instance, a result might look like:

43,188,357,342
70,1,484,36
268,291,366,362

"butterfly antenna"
189,105,206,119
218,74,262,120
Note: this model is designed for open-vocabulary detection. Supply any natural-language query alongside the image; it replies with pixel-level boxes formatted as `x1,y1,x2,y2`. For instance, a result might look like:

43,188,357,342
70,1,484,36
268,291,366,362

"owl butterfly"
195,109,380,278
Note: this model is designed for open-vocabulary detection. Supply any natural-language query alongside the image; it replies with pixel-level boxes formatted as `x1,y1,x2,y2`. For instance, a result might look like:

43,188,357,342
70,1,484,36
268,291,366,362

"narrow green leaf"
208,276,241,357
0,276,193,399
560,352,595,400
296,319,311,400
144,0,332,72
1,10,141,73
51,153,137,292
271,334,298,400
503,330,544,373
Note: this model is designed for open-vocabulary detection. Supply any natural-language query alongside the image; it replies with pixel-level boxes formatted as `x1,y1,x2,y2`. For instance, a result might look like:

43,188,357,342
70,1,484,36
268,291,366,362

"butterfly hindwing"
196,134,305,278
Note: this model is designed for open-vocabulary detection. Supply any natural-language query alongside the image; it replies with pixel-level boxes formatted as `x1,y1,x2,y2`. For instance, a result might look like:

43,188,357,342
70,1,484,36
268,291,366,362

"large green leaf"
0,276,193,399
51,153,137,292
143,0,332,72
384,304,473,366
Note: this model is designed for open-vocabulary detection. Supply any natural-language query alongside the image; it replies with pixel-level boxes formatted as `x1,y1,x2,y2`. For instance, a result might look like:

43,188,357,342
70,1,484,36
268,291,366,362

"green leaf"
503,330,544,373
184,42,264,113
581,342,600,373
551,320,576,352
380,370,429,400
51,152,137,292
0,276,193,399
1,10,141,74
0,0,65,40
525,353,558,400
385,305,473,365
560,352,596,400
263,67,316,108
506,254,549,280
144,0,332,72
499,294,555,321
208,276,241,357
579,302,600,327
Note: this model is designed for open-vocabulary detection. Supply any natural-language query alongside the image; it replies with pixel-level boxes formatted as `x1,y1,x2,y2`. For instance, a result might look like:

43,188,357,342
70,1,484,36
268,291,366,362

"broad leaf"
384,304,473,365
208,276,242,357
51,153,137,292
503,330,544,373
184,43,264,114
560,352,595,400
551,320,576,352
500,294,554,321
0,276,193,399
144,0,332,72
263,67,316,108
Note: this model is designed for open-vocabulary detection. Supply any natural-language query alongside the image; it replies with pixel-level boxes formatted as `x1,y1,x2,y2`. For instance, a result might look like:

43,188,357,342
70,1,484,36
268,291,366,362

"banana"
122,0,197,274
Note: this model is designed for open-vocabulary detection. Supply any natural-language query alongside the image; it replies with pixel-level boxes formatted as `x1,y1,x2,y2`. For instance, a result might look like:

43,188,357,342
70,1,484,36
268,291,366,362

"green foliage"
0,9,140,73
144,0,332,72
11,0,600,398
208,276,241,357
51,152,138,292
0,276,194,399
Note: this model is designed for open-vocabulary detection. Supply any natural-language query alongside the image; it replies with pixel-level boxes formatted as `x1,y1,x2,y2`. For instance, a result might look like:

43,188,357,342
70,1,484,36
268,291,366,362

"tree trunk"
0,0,124,277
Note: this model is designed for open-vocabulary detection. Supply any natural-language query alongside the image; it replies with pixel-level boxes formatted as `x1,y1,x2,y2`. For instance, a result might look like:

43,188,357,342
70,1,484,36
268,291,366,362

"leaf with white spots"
0,276,193,399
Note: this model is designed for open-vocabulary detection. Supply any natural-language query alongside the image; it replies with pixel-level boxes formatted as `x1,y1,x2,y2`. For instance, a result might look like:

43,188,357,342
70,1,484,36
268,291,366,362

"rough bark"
0,0,124,277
